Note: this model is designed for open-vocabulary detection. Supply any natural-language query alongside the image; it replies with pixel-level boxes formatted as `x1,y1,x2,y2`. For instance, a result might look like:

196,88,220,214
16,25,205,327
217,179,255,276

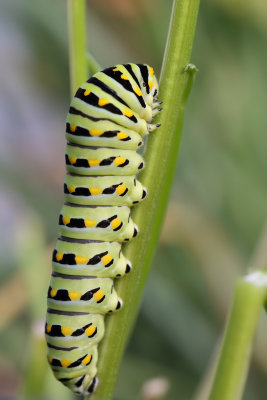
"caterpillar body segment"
46,63,160,395
66,119,144,150
46,312,104,346
58,204,138,242
52,239,132,278
65,144,145,176
64,175,146,206
47,275,122,314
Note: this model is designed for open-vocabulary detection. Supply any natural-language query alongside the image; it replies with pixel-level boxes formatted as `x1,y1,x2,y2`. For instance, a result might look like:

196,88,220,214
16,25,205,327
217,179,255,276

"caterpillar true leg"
45,63,160,395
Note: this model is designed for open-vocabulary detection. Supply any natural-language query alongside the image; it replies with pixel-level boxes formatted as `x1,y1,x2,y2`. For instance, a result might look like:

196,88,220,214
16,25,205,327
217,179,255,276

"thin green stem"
209,272,267,400
90,1,200,399
86,52,101,75
68,0,87,97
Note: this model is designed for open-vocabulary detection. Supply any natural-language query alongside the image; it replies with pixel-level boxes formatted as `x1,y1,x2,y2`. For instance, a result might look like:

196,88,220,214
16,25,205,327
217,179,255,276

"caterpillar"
45,63,161,395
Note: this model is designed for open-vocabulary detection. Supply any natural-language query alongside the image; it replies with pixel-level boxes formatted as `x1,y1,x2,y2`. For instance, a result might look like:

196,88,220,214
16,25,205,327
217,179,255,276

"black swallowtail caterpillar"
45,63,161,395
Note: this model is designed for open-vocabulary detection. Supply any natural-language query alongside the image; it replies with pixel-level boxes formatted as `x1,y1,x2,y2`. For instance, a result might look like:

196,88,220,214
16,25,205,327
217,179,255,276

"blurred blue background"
1,0,267,399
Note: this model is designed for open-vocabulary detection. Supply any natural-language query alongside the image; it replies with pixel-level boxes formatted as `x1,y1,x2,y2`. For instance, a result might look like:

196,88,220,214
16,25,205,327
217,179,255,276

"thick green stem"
68,0,87,97
90,1,200,399
209,272,267,400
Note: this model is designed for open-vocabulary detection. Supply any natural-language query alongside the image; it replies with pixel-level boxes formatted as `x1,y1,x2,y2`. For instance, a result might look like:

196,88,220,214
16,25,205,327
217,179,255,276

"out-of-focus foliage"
0,0,267,399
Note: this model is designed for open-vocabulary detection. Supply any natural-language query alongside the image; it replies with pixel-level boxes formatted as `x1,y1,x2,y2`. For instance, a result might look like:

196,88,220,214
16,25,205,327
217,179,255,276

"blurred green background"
1,0,267,399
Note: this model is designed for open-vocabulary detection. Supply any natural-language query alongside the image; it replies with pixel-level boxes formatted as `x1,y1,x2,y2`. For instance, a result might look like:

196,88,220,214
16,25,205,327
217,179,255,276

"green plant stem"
90,1,200,399
209,272,267,400
68,0,87,97
86,52,101,75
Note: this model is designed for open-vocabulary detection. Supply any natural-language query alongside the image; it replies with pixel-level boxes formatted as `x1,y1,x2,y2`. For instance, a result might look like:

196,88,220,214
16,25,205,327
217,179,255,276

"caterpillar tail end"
65,375,98,396
84,375,99,396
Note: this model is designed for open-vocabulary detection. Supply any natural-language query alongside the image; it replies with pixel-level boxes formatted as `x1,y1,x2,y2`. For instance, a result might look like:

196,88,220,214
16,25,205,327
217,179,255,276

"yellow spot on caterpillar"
149,67,154,76
70,124,77,132
48,356,53,364
134,87,142,96
68,291,81,300
98,98,109,106
102,254,113,265
84,219,96,228
88,159,100,167
90,129,103,136
61,326,73,336
116,184,127,195
82,354,92,365
84,89,91,96
120,74,128,80
114,157,126,166
68,185,75,193
63,216,70,225
85,325,96,337
123,108,133,118
117,132,128,140
69,156,77,165
50,289,57,297
61,359,71,367
46,324,52,333
93,289,105,302
90,187,102,195
56,252,63,261
148,80,153,89
111,218,122,230
75,255,89,264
